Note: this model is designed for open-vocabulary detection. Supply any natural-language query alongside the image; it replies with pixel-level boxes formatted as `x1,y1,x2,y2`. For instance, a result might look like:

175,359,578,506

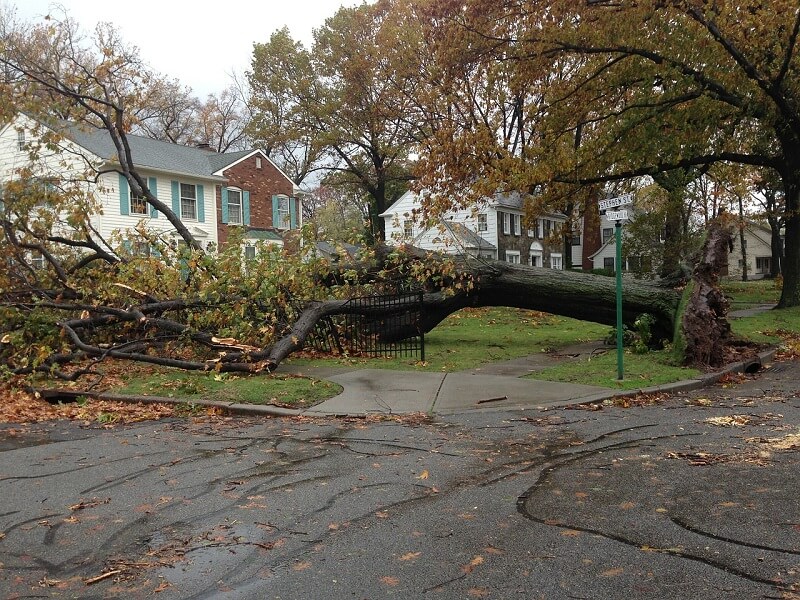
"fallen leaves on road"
399,551,421,561
380,575,400,586
705,415,753,427
69,498,110,511
462,555,484,574
746,432,800,451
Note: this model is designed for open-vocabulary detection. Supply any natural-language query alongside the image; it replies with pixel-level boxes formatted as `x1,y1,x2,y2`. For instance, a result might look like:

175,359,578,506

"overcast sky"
10,0,362,97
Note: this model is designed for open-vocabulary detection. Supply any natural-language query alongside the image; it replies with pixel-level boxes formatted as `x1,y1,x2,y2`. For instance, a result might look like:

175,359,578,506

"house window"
403,219,413,239
244,245,257,260
550,253,563,270
130,192,148,216
227,189,243,225
255,157,262,169
477,213,488,232
30,250,45,269
543,219,552,238
571,234,581,245
530,252,542,267
602,227,613,244
17,130,25,151
180,183,197,220
512,214,521,236
505,250,520,264
603,257,615,271
502,212,510,235
756,256,771,273
276,195,290,228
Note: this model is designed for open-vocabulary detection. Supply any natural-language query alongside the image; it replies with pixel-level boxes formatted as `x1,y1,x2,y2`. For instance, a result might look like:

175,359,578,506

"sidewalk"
195,328,771,417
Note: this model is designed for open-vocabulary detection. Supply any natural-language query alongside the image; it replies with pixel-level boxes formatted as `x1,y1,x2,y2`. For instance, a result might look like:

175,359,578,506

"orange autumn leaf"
399,552,421,561
416,470,429,480
380,576,400,586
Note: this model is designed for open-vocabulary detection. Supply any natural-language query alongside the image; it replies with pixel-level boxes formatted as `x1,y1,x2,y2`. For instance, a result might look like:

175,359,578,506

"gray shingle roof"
442,220,496,250
62,124,239,180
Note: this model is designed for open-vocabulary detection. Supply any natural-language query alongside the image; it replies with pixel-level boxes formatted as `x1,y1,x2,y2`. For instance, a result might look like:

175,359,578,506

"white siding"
727,224,774,280
1,116,218,251
382,190,497,257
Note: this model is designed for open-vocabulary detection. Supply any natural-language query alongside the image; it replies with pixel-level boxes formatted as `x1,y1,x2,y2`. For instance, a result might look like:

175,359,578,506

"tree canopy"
415,0,800,304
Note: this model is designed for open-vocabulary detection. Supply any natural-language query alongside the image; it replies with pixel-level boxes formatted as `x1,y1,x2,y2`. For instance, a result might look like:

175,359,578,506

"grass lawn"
110,370,342,409
525,349,701,390
285,307,609,372
721,279,781,309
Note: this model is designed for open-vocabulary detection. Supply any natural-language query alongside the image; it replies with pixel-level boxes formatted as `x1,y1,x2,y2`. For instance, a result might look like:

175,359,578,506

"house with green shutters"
0,114,301,259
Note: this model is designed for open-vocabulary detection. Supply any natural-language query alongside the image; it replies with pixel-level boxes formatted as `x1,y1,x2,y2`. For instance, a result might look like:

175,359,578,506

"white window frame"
512,214,521,236
276,195,290,229
550,253,563,270
503,212,510,235
255,157,262,169
130,191,148,216
17,130,25,151
505,250,521,264
227,188,243,225
755,256,770,274
529,252,542,267
477,213,488,232
244,245,257,261
403,219,414,239
30,250,45,269
180,183,197,221
602,227,613,244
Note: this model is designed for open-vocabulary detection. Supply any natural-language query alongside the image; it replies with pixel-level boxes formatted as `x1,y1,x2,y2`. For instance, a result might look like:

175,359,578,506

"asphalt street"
1,360,799,599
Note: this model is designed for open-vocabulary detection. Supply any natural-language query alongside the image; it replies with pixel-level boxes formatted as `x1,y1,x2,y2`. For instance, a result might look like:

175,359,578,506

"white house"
0,115,223,253
381,190,571,268
726,221,776,280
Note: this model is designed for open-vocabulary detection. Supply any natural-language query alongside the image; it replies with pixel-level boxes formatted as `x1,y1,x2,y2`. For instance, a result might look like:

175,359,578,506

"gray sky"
11,0,361,97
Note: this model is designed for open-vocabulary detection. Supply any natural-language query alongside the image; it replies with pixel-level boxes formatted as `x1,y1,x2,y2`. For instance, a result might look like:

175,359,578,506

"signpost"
600,194,631,381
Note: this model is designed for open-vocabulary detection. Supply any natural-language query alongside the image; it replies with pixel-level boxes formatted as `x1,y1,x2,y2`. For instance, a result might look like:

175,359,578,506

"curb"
88,392,302,418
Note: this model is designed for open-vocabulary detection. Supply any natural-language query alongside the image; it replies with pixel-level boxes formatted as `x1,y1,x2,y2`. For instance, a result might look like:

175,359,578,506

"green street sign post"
601,195,632,381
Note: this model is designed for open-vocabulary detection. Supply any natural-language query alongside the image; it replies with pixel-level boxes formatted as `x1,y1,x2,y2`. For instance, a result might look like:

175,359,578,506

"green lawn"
110,370,342,409
525,349,701,390
285,308,609,372
721,279,781,309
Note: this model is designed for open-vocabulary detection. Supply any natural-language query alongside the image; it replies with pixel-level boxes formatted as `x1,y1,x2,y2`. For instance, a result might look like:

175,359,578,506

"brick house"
210,149,301,255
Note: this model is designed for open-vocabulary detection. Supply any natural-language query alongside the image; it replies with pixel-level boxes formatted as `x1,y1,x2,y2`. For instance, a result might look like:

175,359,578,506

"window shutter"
289,196,297,229
221,187,229,224
171,180,180,216
272,195,280,228
148,177,158,218
197,184,205,222
243,191,251,226
119,174,129,216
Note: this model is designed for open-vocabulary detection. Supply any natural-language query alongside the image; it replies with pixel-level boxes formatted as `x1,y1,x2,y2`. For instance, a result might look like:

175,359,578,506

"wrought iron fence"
308,291,425,360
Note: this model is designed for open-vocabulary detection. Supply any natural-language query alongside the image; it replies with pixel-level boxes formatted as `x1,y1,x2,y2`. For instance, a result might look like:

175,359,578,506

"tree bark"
681,216,734,367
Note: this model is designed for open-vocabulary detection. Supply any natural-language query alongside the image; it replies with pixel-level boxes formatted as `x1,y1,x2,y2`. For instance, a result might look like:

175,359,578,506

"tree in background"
248,1,424,242
418,0,800,306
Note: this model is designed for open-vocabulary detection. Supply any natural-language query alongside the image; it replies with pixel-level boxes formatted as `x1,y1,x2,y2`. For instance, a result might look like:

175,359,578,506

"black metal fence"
309,291,425,360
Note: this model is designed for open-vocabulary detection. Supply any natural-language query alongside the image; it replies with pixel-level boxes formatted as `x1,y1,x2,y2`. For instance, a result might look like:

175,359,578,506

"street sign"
606,209,629,222
598,193,633,211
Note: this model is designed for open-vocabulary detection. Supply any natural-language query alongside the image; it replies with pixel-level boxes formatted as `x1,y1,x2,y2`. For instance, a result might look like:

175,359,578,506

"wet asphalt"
0,359,798,599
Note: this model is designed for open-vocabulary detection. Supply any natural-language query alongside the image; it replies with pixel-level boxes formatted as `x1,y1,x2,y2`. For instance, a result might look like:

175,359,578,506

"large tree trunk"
681,216,734,367
264,253,681,371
